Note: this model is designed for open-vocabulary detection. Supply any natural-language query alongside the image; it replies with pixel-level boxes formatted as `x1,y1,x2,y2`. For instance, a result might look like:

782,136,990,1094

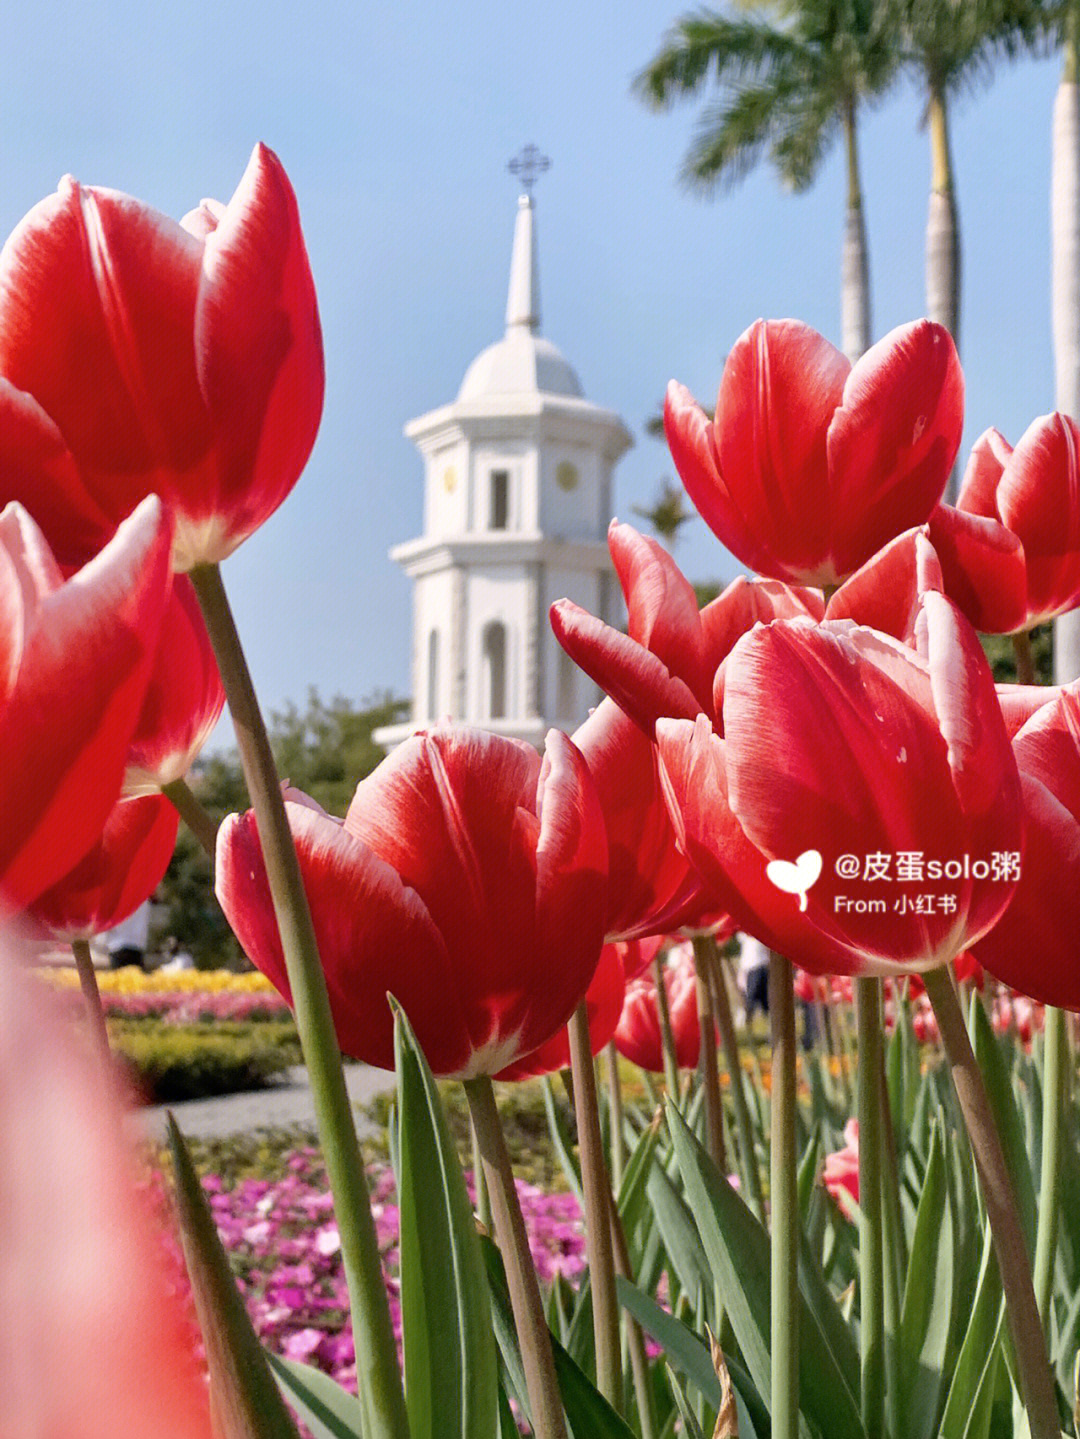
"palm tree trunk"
841,95,871,364
1053,19,1080,683
926,79,961,499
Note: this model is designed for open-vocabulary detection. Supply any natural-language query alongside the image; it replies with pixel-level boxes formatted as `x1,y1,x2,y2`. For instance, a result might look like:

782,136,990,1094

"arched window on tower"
427,629,440,720
482,622,507,720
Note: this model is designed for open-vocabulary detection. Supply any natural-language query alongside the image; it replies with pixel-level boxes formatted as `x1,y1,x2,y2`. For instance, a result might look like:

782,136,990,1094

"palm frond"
634,9,807,110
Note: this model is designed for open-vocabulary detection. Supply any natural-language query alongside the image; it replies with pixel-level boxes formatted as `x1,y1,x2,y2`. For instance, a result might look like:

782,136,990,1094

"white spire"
505,193,540,334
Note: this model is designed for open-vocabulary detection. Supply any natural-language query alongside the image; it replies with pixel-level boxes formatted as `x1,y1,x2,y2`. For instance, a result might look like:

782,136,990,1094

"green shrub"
110,1019,302,1103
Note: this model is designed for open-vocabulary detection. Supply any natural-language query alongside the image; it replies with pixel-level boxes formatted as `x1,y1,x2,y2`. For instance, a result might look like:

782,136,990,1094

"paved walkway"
138,1063,398,1141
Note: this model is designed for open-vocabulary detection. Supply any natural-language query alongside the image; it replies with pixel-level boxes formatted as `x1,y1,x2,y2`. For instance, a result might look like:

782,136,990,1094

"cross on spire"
508,143,551,196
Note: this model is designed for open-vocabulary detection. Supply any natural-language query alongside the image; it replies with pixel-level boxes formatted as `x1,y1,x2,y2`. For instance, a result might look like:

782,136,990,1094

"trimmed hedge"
110,1019,303,1103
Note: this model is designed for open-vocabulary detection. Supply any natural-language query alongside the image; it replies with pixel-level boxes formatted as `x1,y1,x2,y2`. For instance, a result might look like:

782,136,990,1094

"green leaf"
166,1115,303,1439
666,1102,866,1439
969,997,1037,1256
617,1108,664,1240
394,1001,498,1439
939,1223,1004,1439
480,1236,635,1439
617,1276,766,1439
899,1120,954,1439
647,1162,710,1308
265,1355,366,1439
497,1383,520,1439
665,1366,707,1439
796,1125,822,1224
542,1077,584,1202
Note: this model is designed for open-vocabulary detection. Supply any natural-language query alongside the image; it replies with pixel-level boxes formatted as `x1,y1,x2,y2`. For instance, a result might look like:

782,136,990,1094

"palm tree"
632,478,698,547
1044,0,1080,678
898,0,1044,353
635,1,898,362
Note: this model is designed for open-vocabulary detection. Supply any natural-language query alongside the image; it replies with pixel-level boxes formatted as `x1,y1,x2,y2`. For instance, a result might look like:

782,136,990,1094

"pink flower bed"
154,1146,585,1394
106,991,291,1023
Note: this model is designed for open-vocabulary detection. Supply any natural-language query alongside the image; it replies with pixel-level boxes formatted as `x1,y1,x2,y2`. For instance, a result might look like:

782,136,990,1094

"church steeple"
505,144,549,335
375,145,633,754
505,193,540,334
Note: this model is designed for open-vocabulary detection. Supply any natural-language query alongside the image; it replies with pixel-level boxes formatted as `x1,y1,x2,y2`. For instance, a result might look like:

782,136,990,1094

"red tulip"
217,726,608,1076
971,685,1080,1008
656,551,1023,977
955,417,1080,628
664,318,963,586
0,938,212,1437
0,496,172,910
495,939,626,1082
552,520,823,736
124,577,225,793
28,793,177,941
614,949,702,1072
826,510,1030,640
823,1120,859,1216
618,934,667,982
0,144,323,571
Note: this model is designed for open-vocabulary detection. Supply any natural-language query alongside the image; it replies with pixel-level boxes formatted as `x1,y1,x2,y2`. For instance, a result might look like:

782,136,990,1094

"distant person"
738,935,770,1023
104,900,152,971
159,937,195,973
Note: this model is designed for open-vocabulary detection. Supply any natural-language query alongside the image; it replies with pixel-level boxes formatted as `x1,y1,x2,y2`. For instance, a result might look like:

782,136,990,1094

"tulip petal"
550,597,702,733
712,320,849,583
29,793,178,941
609,520,714,710
572,698,695,940
996,413,1080,623
973,773,1080,1009
827,320,962,576
0,176,209,523
957,427,1012,520
0,496,172,909
190,144,324,568
124,576,225,793
926,505,1030,634
218,803,474,1074
0,941,212,1437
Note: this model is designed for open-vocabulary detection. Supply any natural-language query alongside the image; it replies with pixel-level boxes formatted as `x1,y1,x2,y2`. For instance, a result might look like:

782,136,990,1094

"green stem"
653,953,681,1103
464,1075,568,1439
1012,630,1036,686
691,935,726,1172
1033,1004,1068,1327
922,968,1060,1439
606,1041,625,1196
567,1003,623,1410
855,977,885,1438
609,1191,658,1439
769,952,799,1439
72,938,111,1067
189,562,409,1439
708,940,766,1219
161,775,220,859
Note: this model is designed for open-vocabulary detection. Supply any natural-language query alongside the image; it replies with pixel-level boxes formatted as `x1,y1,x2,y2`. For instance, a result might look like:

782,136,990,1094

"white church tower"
376,147,633,750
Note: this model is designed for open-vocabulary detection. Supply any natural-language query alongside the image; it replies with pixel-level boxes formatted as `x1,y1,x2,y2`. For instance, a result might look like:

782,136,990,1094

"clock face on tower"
555,461,579,492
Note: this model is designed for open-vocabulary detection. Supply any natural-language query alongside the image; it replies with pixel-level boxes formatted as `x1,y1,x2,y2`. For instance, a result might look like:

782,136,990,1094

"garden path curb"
136,1064,397,1141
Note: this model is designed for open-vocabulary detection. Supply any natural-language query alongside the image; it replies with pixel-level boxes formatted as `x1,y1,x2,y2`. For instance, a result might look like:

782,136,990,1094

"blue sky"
0,3,1065,726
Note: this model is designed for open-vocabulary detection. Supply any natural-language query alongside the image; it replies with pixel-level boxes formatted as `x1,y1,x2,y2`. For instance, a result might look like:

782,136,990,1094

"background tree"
636,0,898,361
899,0,1043,360
158,690,408,968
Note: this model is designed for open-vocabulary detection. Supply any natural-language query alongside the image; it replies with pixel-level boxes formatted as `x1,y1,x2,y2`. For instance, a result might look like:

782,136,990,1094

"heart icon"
766,850,823,912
